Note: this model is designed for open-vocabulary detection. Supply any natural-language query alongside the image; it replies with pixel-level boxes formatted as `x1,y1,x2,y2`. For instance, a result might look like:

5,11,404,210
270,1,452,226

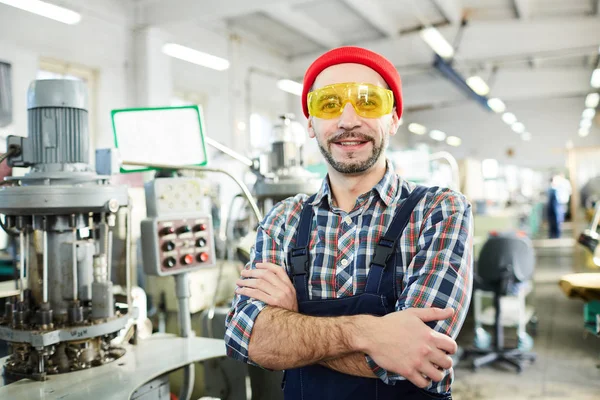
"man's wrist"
347,314,376,353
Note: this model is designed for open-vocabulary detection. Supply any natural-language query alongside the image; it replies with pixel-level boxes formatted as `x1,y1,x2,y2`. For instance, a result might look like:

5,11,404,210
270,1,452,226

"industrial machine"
0,79,131,381
251,114,321,212
0,80,227,399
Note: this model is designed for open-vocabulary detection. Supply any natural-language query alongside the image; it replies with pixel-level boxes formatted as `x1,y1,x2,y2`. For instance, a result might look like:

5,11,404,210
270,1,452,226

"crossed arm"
224,193,472,388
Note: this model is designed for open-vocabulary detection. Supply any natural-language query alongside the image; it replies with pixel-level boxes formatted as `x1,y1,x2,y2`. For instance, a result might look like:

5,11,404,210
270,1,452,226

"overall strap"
364,186,430,294
287,194,317,303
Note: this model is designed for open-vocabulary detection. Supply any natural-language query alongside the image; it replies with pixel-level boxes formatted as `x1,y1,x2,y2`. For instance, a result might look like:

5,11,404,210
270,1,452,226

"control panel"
141,177,216,276
141,214,216,276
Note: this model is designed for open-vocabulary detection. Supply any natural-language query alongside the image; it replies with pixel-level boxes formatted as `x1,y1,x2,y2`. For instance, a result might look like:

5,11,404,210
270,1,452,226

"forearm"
248,306,371,370
319,353,376,378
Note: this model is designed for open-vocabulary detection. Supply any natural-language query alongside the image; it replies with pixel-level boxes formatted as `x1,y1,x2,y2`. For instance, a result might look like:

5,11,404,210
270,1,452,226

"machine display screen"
111,105,208,172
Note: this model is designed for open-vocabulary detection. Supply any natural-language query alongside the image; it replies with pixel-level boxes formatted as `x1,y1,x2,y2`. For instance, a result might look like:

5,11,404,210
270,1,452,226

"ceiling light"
162,43,230,71
419,27,454,59
521,132,531,141
0,0,81,24
429,129,447,141
466,76,490,96
487,98,506,113
579,127,590,137
502,112,517,125
581,119,592,129
408,123,427,135
586,93,600,108
446,136,461,147
511,122,525,133
592,69,600,88
276,79,303,96
582,108,596,120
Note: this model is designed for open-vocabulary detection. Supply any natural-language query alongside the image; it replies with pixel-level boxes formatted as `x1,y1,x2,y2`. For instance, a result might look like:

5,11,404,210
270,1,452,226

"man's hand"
355,308,457,388
236,262,298,312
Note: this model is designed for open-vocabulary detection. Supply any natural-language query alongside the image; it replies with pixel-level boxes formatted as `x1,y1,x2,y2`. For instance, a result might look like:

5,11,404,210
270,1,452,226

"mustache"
328,131,374,144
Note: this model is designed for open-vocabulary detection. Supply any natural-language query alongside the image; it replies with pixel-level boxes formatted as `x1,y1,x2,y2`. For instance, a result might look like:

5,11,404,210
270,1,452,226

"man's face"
308,63,399,175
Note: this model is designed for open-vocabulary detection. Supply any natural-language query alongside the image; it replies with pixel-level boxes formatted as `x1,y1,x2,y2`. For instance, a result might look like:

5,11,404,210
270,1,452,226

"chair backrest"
477,232,535,289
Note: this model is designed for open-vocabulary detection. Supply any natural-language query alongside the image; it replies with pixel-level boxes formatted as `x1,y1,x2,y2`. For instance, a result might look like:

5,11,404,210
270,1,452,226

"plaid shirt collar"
310,160,401,208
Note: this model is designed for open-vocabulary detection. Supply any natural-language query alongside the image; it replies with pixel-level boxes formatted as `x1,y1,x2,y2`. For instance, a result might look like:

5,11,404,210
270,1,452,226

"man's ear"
307,116,316,138
388,108,401,136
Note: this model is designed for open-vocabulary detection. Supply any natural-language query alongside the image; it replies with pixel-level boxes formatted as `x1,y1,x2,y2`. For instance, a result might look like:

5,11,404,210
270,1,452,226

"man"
225,46,473,400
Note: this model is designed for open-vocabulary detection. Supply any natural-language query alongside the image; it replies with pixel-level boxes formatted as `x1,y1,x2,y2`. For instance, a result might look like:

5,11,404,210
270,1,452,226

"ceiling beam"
430,0,463,24
263,4,341,49
513,0,531,19
290,17,600,76
341,0,402,38
141,0,317,26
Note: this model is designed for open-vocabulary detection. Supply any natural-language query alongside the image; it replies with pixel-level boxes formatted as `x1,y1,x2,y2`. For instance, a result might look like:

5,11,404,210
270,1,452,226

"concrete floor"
453,242,600,400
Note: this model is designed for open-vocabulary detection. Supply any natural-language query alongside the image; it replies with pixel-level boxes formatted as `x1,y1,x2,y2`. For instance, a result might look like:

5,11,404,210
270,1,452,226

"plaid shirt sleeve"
366,189,474,386
224,196,300,365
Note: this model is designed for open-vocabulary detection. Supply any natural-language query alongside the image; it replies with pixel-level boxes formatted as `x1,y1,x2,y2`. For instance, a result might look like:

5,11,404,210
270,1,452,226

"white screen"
112,106,207,171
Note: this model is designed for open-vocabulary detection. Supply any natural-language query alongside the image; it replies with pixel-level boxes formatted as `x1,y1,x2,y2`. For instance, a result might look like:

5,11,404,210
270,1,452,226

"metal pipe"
175,273,194,400
107,228,113,282
121,160,263,222
42,219,48,304
72,227,78,300
125,200,132,313
205,137,254,167
429,151,461,191
19,230,25,302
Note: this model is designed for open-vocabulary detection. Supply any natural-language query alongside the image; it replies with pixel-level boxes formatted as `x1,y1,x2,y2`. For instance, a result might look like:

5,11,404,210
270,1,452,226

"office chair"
466,232,537,373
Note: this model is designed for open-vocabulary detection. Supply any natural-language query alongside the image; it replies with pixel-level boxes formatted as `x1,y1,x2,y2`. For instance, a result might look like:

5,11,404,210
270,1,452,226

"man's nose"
338,102,362,130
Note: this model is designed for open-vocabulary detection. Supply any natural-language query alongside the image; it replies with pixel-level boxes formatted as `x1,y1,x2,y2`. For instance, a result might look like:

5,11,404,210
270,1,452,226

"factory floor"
453,234,600,400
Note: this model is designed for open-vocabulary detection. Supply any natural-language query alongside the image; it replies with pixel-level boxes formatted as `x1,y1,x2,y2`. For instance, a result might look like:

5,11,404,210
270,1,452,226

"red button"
197,252,209,263
181,254,194,265
195,223,207,232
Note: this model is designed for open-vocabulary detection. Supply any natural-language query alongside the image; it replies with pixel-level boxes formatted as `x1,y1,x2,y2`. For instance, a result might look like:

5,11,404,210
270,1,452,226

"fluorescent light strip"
466,76,490,96
502,112,517,125
0,0,81,24
585,93,600,109
511,122,525,134
487,98,506,113
408,123,427,135
162,43,230,71
429,129,446,141
579,127,590,137
277,79,303,96
419,27,454,59
592,69,600,89
446,136,461,147
581,119,592,129
582,108,596,120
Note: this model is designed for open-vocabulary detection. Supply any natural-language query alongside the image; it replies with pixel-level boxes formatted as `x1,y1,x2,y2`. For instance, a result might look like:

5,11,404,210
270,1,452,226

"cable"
0,145,20,165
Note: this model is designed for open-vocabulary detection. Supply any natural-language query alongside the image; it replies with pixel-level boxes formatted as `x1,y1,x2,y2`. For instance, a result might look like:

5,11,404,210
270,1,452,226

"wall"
0,1,294,157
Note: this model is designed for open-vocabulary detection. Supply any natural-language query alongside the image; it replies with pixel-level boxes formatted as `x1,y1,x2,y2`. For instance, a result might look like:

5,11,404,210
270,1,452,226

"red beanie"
301,46,403,119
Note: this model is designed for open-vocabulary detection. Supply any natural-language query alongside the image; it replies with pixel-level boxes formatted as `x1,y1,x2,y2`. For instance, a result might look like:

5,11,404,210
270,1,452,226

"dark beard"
318,131,386,174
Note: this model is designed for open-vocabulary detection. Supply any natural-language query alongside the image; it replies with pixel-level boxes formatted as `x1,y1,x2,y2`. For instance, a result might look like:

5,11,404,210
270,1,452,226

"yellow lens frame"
307,82,394,119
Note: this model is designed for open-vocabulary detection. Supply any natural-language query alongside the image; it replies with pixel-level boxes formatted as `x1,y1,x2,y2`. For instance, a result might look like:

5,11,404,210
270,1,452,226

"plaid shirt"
225,162,473,393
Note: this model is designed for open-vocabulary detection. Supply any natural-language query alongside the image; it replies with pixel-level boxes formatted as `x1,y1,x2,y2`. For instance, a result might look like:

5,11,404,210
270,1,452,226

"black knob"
162,241,175,252
196,238,207,247
164,257,176,268
160,226,175,236
178,225,191,234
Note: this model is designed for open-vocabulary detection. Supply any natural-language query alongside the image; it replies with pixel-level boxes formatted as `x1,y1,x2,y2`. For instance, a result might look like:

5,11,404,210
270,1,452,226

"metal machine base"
0,335,226,399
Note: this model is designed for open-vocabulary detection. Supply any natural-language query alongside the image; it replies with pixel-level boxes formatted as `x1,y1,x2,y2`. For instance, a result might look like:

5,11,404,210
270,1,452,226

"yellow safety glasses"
307,82,394,119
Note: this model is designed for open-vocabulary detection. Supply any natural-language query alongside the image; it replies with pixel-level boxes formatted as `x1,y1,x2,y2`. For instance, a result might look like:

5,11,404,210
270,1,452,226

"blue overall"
283,186,452,400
